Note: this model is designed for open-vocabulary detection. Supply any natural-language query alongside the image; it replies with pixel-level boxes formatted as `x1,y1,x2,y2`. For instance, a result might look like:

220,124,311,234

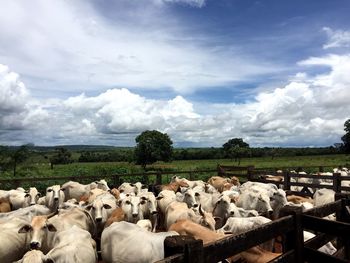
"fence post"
333,173,341,193
189,170,194,181
113,174,120,187
283,171,291,191
156,171,162,185
335,193,350,259
279,206,303,262
164,235,203,263
247,166,254,181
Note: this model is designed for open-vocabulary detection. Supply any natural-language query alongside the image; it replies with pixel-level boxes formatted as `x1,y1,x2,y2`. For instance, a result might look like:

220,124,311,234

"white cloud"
160,0,206,7
1,52,349,147
0,0,279,96
323,27,350,49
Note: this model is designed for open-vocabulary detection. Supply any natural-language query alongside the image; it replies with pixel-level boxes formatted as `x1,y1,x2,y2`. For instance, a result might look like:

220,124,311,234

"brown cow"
287,195,314,204
0,197,12,213
105,207,125,228
207,176,240,192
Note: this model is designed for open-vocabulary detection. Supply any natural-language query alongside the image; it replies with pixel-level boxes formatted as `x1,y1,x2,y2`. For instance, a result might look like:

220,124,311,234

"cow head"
86,199,113,225
18,215,57,250
24,187,41,207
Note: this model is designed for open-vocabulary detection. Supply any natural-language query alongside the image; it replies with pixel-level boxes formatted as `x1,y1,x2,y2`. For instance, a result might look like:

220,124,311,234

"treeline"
76,146,342,163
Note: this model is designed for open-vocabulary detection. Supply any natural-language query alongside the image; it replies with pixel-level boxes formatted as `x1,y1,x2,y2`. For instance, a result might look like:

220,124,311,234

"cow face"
18,216,57,250
86,199,113,225
45,185,65,210
121,196,145,223
24,187,41,207
183,189,199,208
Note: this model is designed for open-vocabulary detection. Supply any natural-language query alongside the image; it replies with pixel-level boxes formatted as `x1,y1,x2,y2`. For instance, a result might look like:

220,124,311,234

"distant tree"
9,145,30,176
134,130,173,169
222,138,250,164
50,147,73,169
341,119,350,153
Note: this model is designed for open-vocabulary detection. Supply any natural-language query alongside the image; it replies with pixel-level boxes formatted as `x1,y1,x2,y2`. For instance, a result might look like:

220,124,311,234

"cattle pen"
1,164,350,262
157,193,350,263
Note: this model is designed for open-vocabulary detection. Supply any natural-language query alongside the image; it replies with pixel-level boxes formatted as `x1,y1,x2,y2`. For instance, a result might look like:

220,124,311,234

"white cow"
9,187,41,210
85,193,117,232
61,181,98,201
45,226,97,263
45,185,65,212
120,195,145,223
213,195,258,228
0,204,51,222
101,221,178,263
0,217,30,262
13,250,45,263
138,192,158,231
165,201,216,231
236,190,273,216
304,231,337,255
15,226,97,263
313,189,335,207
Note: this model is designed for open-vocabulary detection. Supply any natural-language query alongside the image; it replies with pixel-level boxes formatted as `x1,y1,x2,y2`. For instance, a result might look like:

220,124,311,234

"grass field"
0,153,349,191
4,153,350,179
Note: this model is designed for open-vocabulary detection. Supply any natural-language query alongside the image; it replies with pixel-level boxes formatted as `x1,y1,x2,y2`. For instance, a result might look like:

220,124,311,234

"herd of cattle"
0,167,349,263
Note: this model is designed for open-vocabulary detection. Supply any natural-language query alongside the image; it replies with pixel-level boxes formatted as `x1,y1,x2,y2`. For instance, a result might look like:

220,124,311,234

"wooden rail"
158,194,350,263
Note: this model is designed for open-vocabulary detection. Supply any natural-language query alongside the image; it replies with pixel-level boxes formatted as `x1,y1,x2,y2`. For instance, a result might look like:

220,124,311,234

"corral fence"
157,193,350,263
0,164,349,194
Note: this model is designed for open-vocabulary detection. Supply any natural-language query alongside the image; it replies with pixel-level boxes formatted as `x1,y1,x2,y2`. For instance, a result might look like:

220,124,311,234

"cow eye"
24,194,30,198
47,189,53,192
140,200,146,205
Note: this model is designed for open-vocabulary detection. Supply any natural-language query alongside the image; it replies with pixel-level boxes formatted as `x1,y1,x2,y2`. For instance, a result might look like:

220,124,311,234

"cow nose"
132,213,138,217
96,217,102,222
54,197,59,201
30,242,40,249
30,203,35,206
268,210,273,216
193,204,199,208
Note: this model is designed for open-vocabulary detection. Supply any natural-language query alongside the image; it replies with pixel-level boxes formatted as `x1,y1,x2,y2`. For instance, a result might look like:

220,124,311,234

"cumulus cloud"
1,53,349,147
323,27,350,49
0,64,49,131
0,0,279,96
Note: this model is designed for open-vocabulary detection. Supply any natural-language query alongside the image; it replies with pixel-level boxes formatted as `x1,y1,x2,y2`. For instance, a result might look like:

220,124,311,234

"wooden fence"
157,193,350,263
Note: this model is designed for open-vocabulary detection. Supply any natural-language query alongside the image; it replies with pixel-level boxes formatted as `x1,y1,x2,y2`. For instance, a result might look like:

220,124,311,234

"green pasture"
2,153,350,179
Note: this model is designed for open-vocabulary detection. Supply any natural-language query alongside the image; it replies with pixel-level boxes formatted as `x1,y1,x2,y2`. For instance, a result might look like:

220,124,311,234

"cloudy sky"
0,0,350,147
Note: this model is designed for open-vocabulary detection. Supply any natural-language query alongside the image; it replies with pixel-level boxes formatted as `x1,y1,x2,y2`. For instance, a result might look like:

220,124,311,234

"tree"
341,119,350,153
49,147,73,169
222,138,250,164
134,130,173,169
10,145,30,176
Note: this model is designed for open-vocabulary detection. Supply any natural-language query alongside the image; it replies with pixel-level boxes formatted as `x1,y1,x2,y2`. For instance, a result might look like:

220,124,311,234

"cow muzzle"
30,241,40,250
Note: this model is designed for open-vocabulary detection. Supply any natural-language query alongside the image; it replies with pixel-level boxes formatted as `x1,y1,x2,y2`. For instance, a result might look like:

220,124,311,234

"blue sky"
0,0,350,147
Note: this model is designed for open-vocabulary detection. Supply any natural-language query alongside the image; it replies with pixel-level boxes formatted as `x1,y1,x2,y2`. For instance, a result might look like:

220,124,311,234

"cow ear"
130,183,135,187
85,204,93,210
46,223,57,232
103,204,112,209
18,224,32,233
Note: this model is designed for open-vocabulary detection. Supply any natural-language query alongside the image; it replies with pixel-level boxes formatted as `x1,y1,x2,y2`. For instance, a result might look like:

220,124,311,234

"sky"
0,0,350,147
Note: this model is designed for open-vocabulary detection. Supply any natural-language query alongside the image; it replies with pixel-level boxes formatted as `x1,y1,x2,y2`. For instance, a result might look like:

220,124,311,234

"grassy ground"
4,153,350,178
0,154,349,191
